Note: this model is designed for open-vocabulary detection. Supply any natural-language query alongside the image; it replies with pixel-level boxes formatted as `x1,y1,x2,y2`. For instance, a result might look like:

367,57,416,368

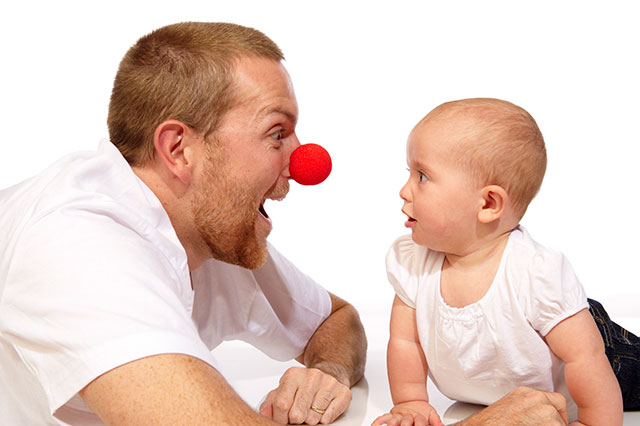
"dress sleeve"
521,248,589,336
385,234,427,309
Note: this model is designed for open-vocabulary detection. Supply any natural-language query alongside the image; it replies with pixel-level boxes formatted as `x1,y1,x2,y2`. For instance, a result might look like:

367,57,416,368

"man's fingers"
259,389,276,418
310,375,350,424
270,371,301,424
283,366,351,425
520,387,568,425
304,395,331,425
544,391,569,425
287,368,324,423
259,403,273,418
262,366,353,425
318,387,351,424
512,387,568,425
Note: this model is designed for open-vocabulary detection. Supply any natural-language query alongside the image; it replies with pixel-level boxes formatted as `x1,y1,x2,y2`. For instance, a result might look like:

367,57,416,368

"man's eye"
270,129,285,141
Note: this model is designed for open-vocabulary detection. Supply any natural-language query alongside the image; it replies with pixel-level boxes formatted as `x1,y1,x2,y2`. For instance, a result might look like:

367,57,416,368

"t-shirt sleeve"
1,211,215,414
385,234,427,309
246,242,332,360
519,246,589,336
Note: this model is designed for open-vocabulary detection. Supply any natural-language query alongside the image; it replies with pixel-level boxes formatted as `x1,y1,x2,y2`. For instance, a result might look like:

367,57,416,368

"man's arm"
80,353,279,425
259,292,367,424
297,292,367,386
456,387,570,426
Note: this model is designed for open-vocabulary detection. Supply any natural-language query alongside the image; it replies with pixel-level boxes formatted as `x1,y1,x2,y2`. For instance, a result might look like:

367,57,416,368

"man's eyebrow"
256,106,298,124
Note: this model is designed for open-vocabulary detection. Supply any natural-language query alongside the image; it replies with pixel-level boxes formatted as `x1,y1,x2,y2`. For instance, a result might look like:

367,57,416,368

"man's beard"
191,144,285,270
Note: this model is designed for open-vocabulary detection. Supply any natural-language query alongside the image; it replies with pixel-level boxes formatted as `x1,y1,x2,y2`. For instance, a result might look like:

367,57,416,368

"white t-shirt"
386,226,588,422
0,140,332,425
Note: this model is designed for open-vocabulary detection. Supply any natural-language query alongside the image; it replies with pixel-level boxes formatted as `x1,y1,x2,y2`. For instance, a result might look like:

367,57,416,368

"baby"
373,98,637,426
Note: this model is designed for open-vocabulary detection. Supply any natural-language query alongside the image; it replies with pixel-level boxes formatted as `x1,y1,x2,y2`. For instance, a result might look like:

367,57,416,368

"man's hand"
459,387,569,426
258,292,365,424
259,366,352,425
371,400,443,426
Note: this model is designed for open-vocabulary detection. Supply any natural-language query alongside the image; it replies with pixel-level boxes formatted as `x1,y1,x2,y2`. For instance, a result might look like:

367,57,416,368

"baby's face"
399,117,482,254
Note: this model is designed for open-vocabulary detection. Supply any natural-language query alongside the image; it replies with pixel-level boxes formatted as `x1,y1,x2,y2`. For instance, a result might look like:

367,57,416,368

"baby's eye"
419,172,428,182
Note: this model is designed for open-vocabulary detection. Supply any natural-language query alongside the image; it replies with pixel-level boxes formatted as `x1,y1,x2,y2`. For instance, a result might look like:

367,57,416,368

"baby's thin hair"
424,98,547,219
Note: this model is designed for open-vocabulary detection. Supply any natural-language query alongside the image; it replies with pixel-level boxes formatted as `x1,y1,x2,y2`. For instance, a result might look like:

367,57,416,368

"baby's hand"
371,401,443,426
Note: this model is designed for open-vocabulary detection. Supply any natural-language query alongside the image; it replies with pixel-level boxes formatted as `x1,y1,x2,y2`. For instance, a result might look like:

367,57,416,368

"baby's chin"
411,233,450,253
410,232,430,247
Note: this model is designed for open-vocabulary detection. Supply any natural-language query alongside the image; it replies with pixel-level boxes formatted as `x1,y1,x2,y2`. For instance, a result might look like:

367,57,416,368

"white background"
1,0,638,328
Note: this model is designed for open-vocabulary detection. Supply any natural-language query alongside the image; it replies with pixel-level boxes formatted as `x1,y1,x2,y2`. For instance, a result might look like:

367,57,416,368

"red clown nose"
289,143,332,185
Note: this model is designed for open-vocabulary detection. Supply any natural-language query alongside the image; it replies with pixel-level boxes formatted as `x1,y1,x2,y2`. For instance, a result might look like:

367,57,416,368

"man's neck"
132,165,210,271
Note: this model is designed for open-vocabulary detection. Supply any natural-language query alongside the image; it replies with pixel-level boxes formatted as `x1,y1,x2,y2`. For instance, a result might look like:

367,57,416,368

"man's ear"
153,120,196,184
478,185,508,224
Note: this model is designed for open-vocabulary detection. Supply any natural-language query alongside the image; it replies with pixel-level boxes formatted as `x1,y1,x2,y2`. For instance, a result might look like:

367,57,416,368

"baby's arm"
372,296,442,426
545,308,623,426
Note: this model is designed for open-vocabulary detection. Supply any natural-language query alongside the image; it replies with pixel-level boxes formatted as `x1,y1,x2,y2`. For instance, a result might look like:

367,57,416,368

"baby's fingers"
427,410,444,426
372,412,437,426
372,413,400,426
409,413,428,426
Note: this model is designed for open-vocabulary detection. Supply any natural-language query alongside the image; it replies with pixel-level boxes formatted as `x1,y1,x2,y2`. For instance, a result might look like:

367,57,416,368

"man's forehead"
231,56,298,120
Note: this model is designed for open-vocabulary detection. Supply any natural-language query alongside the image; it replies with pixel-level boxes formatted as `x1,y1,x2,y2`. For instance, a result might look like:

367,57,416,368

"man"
0,22,364,425
0,22,570,425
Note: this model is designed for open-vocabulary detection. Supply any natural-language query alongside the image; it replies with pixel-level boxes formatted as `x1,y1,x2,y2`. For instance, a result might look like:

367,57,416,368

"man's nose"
283,133,302,178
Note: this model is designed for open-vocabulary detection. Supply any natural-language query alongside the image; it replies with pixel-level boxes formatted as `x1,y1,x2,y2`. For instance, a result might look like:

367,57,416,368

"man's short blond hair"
107,22,284,166
424,98,547,219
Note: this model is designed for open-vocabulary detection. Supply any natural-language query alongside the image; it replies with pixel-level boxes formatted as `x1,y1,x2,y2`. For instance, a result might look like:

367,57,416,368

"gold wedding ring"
310,405,326,415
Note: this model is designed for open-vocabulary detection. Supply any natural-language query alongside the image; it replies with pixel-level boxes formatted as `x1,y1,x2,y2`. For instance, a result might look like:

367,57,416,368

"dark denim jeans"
588,298,640,411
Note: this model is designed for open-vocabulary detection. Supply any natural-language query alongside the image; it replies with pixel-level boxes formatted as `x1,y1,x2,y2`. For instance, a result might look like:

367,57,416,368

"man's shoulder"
1,146,189,298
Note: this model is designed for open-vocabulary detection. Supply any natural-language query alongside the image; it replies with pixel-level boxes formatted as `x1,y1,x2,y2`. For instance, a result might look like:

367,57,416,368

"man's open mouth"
258,203,269,219
258,192,288,221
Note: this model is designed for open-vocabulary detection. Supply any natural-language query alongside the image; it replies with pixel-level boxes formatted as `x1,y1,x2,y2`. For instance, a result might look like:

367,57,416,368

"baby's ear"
478,185,508,223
